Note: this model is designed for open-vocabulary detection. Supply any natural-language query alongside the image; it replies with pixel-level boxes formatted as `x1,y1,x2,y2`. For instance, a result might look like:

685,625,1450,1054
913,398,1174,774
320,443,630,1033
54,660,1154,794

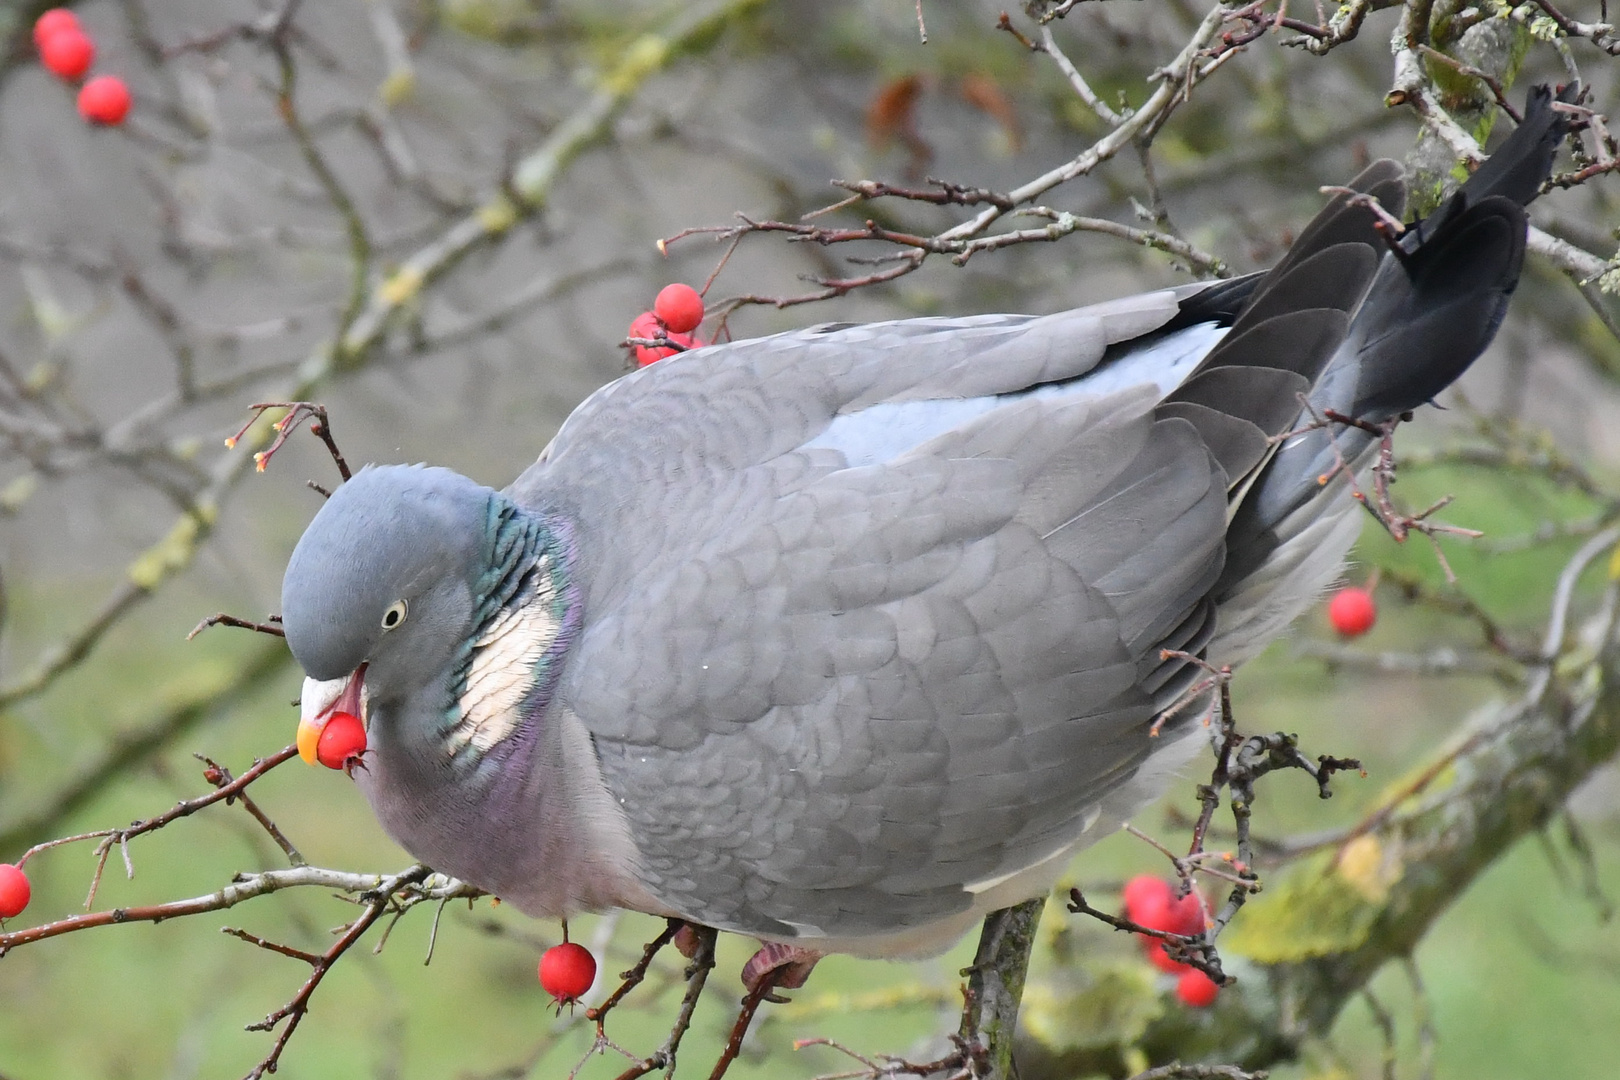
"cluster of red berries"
314,711,368,771
34,9,131,127
1327,585,1377,637
627,283,706,366
538,939,596,1006
0,863,32,921
1122,874,1220,1008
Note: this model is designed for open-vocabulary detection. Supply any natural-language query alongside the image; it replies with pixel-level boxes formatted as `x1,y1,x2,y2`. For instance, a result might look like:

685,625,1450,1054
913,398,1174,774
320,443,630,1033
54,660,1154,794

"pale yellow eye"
381,600,408,630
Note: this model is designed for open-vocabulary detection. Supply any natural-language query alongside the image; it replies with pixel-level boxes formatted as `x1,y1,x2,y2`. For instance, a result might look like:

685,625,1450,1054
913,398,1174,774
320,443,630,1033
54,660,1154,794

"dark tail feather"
1155,161,1396,487
1220,82,1576,595
1352,81,1580,418
1350,196,1526,419
1405,83,1576,243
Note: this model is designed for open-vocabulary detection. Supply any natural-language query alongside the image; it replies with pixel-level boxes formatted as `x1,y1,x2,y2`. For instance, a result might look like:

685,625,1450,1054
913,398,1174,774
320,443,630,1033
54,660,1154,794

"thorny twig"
227,401,352,481
1295,404,1484,583
198,753,306,867
0,742,475,1078
1071,646,1362,982
0,853,475,956
588,919,687,1024
664,3,1235,309
708,975,789,1080
187,612,286,640
239,865,435,1080
793,1006,990,1080
5,746,301,909
605,926,717,1080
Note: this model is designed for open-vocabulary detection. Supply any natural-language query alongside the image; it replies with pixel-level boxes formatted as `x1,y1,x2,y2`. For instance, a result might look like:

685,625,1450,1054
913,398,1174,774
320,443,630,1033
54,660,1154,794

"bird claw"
672,921,705,960
740,942,822,999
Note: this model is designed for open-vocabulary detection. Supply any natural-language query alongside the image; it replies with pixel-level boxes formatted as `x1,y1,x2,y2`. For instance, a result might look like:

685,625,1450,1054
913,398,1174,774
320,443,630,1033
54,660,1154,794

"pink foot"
741,942,822,1001
673,922,706,959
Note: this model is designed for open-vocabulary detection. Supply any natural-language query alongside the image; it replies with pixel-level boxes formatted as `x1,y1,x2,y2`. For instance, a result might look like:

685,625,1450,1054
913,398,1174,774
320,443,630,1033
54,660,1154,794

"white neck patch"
445,554,562,758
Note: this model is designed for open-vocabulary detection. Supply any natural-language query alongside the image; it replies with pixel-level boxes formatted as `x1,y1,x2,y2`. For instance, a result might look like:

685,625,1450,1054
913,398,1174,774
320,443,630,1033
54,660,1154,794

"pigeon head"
281,464,494,759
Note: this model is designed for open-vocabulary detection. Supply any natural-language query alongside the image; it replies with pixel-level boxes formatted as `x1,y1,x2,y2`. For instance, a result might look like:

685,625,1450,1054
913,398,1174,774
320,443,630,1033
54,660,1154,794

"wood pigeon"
280,86,1573,977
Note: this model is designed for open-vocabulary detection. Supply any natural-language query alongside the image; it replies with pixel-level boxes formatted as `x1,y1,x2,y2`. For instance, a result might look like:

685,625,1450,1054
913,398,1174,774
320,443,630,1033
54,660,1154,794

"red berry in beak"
315,711,367,771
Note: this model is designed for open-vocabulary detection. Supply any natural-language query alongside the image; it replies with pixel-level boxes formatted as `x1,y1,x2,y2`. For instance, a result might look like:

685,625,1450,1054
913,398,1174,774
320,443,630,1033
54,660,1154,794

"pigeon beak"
297,664,367,764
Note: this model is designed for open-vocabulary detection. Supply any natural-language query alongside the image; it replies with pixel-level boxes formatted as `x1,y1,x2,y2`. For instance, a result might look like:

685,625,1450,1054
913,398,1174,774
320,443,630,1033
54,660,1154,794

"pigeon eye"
381,600,408,630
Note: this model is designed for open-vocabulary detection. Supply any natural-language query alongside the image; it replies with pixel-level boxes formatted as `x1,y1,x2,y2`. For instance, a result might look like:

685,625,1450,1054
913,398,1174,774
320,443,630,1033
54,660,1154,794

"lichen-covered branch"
962,897,1047,1080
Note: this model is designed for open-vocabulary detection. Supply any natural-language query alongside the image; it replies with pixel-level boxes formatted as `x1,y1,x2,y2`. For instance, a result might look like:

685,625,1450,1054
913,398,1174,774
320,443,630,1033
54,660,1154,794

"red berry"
1143,936,1191,974
39,26,94,81
315,711,367,770
628,310,699,367
1128,878,1202,935
1122,874,1172,922
0,863,31,919
539,941,596,1003
33,9,80,49
1176,967,1220,1008
1166,888,1204,936
1328,586,1377,637
653,283,705,334
1127,877,1203,973
78,76,131,126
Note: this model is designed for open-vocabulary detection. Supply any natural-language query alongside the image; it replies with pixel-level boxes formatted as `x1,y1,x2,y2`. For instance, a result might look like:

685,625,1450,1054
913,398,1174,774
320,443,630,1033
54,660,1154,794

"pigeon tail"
1211,82,1576,660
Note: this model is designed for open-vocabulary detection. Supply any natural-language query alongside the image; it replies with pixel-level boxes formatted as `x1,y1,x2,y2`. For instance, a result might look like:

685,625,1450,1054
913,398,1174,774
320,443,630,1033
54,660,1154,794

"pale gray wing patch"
802,398,1000,467
1061,320,1226,401
800,320,1228,470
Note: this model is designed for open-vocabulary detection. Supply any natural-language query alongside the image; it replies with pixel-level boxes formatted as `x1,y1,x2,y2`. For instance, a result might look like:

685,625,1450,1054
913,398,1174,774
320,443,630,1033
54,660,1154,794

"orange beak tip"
297,717,325,765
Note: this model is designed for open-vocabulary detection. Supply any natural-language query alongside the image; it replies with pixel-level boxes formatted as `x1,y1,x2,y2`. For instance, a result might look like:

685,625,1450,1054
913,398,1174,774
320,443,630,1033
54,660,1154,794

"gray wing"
507,297,1237,939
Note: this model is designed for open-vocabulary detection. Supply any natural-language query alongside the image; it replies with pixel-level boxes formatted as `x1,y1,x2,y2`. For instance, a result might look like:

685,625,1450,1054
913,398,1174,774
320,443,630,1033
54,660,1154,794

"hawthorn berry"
78,76,131,126
1175,967,1220,1008
1126,876,1203,973
1166,889,1204,936
0,863,31,919
538,941,596,1004
1328,586,1377,637
33,9,80,49
1140,893,1205,971
653,283,705,334
315,711,367,770
39,26,94,82
1122,874,1172,922
627,310,698,367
